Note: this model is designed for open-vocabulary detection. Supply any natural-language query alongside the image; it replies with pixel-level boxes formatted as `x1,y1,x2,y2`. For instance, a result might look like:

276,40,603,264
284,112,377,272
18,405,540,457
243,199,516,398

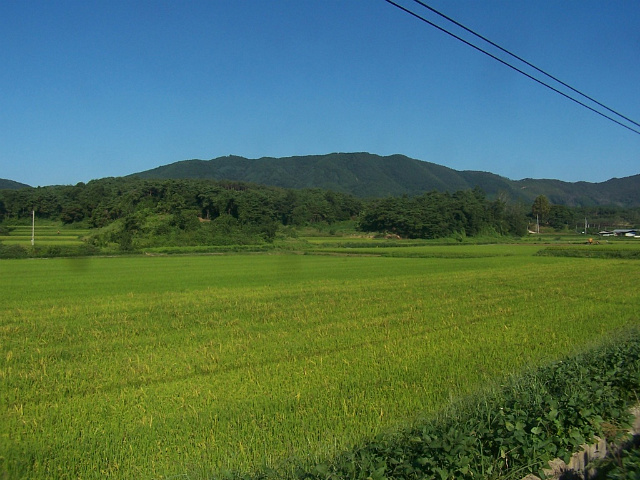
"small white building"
613,229,638,237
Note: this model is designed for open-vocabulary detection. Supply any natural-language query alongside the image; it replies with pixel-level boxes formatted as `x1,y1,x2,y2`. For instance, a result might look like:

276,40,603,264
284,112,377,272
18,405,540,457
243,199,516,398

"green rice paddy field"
0,225,89,246
1,245,639,479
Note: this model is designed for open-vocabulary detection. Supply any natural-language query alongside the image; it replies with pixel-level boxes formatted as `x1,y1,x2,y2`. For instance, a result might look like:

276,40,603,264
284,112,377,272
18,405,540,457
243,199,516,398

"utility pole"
31,210,35,246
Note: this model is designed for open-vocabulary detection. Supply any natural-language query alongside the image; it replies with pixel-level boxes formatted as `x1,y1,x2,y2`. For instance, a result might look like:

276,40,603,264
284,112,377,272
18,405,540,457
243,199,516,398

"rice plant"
1,250,638,478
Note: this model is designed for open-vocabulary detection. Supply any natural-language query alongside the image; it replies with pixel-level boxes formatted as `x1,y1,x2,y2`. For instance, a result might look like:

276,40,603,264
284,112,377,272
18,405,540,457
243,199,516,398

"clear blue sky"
1,0,639,187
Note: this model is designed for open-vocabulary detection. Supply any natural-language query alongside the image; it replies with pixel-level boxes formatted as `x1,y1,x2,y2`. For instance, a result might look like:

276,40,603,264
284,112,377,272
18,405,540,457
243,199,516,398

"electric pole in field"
31,210,35,246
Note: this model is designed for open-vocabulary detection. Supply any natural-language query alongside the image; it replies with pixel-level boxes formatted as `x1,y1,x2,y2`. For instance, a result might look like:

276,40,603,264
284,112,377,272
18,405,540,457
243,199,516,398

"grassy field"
309,243,543,258
0,225,89,246
1,245,639,479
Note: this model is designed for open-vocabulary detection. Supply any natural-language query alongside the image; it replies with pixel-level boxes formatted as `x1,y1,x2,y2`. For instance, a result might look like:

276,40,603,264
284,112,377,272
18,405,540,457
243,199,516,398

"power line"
382,0,640,136
410,0,640,130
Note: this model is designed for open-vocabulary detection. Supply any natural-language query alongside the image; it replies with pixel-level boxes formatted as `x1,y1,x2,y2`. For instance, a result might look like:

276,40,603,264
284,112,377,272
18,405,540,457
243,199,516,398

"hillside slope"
131,152,640,206
0,178,31,190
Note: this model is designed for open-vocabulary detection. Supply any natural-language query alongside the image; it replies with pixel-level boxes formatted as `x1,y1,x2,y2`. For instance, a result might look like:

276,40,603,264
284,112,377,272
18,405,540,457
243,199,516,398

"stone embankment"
522,406,640,480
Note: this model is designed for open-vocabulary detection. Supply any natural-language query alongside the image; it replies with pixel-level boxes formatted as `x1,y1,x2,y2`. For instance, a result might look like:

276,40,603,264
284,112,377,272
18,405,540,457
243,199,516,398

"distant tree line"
0,178,362,249
0,178,360,226
1,180,638,251
529,194,640,232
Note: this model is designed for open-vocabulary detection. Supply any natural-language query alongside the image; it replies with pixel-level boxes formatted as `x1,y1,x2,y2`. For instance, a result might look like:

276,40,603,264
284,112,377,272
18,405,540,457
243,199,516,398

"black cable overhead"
383,0,640,136
411,0,640,131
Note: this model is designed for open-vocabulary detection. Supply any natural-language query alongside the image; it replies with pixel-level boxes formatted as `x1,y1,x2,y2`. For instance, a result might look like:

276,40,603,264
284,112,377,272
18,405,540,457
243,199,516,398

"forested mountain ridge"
130,152,640,207
131,153,471,197
0,178,30,190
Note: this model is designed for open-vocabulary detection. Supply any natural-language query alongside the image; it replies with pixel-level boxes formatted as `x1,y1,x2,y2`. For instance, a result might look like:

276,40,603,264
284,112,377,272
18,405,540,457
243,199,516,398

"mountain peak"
126,153,640,207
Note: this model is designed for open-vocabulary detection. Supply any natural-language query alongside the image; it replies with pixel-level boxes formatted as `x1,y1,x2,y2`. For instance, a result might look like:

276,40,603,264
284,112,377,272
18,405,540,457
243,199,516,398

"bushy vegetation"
593,443,640,479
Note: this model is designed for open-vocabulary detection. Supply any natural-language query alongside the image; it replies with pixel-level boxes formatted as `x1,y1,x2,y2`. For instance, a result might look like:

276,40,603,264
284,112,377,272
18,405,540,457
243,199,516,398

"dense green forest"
358,188,528,238
1,178,639,255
